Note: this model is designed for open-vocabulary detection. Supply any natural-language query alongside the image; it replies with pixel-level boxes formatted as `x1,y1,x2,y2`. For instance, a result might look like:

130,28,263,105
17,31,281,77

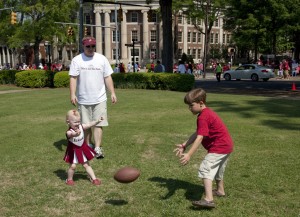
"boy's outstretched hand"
180,153,191,165
173,144,185,157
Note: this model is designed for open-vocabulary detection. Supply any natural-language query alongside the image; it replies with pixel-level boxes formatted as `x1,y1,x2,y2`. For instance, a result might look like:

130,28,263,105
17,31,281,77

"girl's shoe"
91,178,101,185
66,179,75,186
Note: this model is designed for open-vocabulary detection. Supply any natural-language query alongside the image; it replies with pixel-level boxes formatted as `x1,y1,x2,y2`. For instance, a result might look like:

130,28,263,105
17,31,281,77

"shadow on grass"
54,169,90,182
105,199,128,206
53,139,67,151
148,176,203,201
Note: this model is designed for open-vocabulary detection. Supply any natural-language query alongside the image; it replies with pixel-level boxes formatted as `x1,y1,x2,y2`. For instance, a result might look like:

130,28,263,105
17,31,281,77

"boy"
174,88,233,208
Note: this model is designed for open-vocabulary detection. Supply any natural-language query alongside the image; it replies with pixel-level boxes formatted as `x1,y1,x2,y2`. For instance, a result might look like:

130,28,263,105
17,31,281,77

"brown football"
114,167,140,183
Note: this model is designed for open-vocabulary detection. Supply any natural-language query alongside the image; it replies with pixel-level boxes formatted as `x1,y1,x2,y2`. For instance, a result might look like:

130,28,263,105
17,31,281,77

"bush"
112,72,194,92
15,70,51,88
0,70,19,84
54,71,69,88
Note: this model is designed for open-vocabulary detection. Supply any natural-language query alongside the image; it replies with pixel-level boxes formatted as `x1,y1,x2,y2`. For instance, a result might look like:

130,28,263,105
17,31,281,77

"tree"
224,0,294,61
0,0,78,67
147,0,173,72
179,0,228,77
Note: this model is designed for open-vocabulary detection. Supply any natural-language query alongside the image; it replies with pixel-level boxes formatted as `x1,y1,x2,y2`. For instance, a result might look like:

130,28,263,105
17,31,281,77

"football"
114,167,140,183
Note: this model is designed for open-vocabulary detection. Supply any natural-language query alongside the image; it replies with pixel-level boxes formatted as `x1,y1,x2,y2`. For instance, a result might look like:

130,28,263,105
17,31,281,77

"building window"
178,49,183,57
150,49,156,59
210,33,214,44
131,12,138,22
111,11,117,22
150,12,157,23
215,33,219,44
192,32,196,43
187,18,191,24
112,30,120,42
178,15,183,24
132,30,138,41
187,32,191,43
227,34,231,43
113,49,117,60
85,14,91,24
223,34,226,44
150,30,156,42
192,49,196,59
178,32,182,42
198,49,201,59
187,49,191,55
198,33,201,43
214,19,219,27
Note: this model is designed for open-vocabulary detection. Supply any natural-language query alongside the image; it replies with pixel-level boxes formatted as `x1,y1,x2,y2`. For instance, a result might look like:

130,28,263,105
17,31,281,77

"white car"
223,64,275,82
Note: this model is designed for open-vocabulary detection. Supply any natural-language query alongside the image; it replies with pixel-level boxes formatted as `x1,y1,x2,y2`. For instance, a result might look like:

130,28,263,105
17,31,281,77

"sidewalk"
196,72,300,81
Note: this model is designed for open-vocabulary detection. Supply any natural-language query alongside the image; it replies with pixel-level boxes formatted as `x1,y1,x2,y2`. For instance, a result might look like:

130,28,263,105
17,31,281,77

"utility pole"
79,0,84,52
114,0,119,68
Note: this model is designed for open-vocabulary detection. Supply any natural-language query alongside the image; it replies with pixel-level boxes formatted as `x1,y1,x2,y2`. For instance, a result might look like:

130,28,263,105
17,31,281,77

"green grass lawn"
0,87,299,217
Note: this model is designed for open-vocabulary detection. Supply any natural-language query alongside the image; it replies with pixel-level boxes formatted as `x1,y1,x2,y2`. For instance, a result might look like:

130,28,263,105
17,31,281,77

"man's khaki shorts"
78,101,108,127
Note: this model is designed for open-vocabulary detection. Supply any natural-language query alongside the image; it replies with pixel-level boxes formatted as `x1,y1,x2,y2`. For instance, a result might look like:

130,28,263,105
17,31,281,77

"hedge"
112,72,195,92
0,70,19,84
5,69,194,92
15,70,56,88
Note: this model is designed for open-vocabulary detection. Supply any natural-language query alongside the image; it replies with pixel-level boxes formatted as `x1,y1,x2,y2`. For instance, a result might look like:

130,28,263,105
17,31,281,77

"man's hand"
70,95,77,106
111,93,117,104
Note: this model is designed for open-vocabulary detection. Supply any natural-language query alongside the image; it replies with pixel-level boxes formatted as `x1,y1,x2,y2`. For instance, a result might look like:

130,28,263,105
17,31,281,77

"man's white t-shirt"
69,53,113,105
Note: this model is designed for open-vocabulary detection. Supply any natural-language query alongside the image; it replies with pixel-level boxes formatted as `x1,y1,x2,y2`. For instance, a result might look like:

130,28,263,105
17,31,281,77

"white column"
219,17,224,45
121,10,128,60
142,10,149,62
159,21,163,59
104,10,111,59
2,47,6,65
183,18,188,55
95,11,102,53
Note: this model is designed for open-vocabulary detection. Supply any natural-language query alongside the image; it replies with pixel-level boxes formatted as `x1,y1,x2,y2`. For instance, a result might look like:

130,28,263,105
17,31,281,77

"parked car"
223,64,275,82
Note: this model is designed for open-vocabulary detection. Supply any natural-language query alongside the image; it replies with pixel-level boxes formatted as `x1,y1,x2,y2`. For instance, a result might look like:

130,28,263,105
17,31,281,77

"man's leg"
94,126,104,158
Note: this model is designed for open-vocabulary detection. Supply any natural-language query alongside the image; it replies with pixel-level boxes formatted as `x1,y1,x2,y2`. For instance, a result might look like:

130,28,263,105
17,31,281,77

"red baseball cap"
82,37,96,46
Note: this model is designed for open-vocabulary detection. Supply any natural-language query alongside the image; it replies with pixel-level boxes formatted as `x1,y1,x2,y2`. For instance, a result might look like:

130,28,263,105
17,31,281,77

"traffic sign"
125,43,133,47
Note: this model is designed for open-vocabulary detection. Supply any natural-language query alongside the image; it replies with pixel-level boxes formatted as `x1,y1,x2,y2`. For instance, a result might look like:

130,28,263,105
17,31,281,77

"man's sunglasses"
85,45,96,48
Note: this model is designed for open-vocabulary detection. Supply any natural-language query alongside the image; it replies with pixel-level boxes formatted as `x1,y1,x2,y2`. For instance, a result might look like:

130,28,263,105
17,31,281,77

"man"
69,36,117,159
154,60,164,72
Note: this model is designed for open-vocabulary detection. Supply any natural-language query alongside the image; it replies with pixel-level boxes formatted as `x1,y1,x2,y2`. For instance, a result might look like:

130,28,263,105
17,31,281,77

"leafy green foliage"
54,71,71,88
15,70,49,88
112,73,195,92
0,70,19,84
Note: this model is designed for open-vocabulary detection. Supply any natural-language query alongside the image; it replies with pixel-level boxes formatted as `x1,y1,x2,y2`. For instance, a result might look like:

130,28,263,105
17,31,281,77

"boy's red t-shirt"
197,108,233,154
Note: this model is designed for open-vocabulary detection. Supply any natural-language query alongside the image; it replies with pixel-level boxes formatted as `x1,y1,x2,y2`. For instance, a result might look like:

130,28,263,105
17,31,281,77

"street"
195,73,300,98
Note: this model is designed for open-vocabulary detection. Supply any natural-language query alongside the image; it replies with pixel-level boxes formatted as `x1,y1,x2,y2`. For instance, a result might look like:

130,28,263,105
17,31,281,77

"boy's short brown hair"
184,88,206,104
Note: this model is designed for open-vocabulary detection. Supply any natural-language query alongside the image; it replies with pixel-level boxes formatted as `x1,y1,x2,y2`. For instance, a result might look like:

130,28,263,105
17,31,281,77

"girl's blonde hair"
184,88,206,104
66,109,80,122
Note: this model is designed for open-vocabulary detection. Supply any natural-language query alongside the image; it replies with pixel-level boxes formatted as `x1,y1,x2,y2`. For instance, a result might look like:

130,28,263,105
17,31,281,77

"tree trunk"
159,0,173,73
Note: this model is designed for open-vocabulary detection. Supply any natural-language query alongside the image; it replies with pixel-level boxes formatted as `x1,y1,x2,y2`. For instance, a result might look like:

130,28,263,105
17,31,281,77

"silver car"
223,64,275,82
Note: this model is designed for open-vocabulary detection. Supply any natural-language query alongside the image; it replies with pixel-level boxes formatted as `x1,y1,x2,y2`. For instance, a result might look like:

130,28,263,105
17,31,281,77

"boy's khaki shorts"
78,101,108,127
198,153,230,181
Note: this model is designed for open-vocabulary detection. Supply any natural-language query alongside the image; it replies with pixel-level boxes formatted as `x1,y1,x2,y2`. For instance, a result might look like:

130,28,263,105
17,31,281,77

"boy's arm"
82,117,103,130
174,132,197,156
180,135,204,165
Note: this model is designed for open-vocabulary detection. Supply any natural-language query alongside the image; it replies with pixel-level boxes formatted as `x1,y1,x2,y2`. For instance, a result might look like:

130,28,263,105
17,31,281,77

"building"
0,1,232,69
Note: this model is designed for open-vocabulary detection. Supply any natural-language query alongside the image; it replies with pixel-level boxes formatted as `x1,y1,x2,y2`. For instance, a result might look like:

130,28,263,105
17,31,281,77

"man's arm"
70,76,77,106
104,75,117,104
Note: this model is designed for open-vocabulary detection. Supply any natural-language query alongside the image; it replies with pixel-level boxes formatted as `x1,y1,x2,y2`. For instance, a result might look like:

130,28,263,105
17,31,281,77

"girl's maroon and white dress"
63,125,96,164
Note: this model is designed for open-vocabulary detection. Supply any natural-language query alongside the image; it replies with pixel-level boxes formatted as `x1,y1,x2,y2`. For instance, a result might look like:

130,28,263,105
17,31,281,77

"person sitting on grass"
64,109,103,186
174,88,234,209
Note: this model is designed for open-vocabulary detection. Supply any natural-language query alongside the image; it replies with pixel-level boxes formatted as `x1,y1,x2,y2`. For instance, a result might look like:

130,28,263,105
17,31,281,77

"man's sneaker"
94,147,104,159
